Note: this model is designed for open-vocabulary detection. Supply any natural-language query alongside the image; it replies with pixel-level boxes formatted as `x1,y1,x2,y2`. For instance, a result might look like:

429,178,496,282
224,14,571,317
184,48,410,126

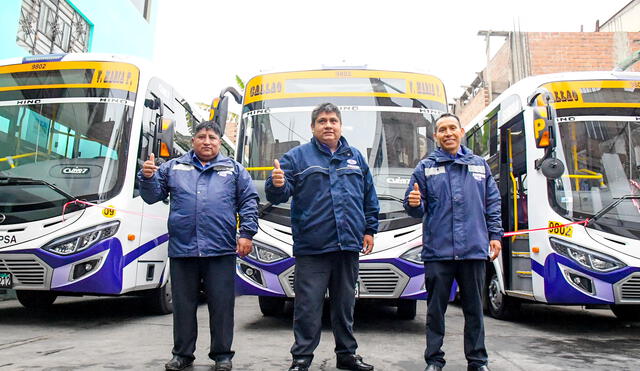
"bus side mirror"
213,95,229,135
532,106,553,149
210,86,243,135
156,118,175,159
539,157,565,179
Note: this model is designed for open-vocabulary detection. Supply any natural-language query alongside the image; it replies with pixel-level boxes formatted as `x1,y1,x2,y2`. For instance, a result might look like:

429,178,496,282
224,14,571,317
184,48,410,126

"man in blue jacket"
139,121,258,371
265,103,379,371
404,113,502,371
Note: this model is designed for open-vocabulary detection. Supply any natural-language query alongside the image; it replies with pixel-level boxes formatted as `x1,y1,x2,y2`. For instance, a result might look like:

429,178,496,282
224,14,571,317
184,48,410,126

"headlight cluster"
549,237,625,272
400,246,423,264
42,221,120,256
248,241,289,263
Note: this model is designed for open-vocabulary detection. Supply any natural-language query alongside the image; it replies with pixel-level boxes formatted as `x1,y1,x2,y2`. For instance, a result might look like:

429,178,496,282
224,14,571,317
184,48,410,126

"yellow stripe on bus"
0,61,139,93
244,70,446,105
540,80,640,109
246,167,275,171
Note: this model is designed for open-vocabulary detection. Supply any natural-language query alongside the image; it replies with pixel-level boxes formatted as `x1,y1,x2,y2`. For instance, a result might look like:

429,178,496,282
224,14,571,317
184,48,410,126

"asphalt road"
0,295,639,370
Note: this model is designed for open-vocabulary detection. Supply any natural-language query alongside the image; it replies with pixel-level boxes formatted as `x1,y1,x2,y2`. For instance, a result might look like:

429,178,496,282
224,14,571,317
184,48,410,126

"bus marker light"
538,131,550,147
128,234,135,241
532,247,540,253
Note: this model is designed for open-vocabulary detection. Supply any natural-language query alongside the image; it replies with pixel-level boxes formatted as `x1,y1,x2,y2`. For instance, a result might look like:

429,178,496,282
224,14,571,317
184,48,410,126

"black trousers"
291,251,359,361
424,260,488,368
170,255,236,362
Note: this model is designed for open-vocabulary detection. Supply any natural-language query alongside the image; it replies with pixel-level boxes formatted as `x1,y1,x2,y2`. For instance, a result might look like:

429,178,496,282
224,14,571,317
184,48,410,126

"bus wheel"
258,296,286,316
147,280,173,315
485,273,519,320
610,304,640,321
16,290,57,309
396,299,417,320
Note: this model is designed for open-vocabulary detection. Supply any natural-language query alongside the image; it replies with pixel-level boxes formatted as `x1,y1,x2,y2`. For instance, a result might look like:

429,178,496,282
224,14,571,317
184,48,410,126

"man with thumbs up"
266,103,379,371
404,113,502,371
138,121,258,371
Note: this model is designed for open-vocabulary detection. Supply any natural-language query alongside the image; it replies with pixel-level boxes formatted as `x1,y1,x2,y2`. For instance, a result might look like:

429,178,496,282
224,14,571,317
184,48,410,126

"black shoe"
468,366,490,371
165,355,193,371
214,359,232,371
425,364,443,371
288,358,310,371
336,354,374,371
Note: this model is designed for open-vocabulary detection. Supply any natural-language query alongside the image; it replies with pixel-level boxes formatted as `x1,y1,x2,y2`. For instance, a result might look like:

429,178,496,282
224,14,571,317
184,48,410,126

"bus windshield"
241,106,439,215
551,118,640,235
0,62,137,223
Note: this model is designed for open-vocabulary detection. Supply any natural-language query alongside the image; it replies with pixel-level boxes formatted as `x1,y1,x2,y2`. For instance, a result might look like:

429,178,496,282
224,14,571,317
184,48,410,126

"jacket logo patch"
468,165,486,181
425,166,445,177
218,170,233,177
347,159,357,165
174,164,194,171
347,164,360,169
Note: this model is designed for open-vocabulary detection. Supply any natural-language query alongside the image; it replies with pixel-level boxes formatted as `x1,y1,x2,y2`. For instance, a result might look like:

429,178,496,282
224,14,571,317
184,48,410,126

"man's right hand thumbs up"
272,159,285,188
142,153,159,178
408,182,421,207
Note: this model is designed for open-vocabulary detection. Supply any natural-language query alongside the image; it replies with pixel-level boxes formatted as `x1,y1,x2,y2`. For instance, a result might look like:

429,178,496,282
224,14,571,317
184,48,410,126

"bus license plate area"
0,272,12,288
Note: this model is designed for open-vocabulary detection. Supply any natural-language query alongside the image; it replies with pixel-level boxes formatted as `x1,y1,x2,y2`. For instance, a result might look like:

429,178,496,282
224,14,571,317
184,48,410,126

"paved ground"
0,295,639,370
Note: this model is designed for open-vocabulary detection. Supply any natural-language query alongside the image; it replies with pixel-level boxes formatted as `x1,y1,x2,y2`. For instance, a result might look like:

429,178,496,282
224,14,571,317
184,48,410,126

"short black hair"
311,102,342,125
434,113,461,132
193,120,223,138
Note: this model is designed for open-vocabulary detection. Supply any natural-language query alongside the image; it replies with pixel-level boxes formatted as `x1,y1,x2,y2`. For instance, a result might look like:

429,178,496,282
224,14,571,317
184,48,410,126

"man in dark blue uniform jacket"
404,113,503,371
138,121,258,371
265,103,379,371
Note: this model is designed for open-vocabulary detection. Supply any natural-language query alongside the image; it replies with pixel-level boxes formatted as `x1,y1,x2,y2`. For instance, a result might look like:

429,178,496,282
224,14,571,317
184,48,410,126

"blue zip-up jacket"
265,137,379,256
403,145,502,261
137,151,259,258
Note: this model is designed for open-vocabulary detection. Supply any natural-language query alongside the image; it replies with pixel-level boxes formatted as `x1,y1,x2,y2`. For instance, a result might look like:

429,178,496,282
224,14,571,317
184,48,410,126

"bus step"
504,290,534,300
512,251,530,258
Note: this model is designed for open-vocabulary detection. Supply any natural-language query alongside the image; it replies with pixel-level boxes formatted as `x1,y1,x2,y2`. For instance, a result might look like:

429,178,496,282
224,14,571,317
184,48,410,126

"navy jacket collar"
311,136,352,157
176,150,229,168
429,145,475,164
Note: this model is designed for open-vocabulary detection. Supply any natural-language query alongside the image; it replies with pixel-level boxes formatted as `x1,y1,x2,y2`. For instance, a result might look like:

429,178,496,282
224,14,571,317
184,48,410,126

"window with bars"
16,0,90,55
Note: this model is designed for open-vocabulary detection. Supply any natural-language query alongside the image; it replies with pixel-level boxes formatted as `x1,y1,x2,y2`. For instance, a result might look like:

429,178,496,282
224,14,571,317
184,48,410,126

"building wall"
0,0,157,60
455,31,640,126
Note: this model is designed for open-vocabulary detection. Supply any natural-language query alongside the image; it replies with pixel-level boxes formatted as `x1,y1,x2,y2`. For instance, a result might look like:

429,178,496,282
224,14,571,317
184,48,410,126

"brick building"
454,31,640,126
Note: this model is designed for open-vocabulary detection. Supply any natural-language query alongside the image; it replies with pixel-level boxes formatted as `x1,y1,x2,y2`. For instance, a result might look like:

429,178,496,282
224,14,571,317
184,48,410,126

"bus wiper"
587,194,640,226
377,194,404,203
0,176,77,203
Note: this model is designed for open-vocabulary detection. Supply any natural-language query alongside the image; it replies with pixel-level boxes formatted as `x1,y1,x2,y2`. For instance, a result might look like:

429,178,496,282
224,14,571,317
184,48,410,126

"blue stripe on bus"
123,233,169,267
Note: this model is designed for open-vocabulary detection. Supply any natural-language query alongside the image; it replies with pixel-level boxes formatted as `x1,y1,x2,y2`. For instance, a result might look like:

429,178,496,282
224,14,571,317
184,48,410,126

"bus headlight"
248,241,289,263
400,246,423,264
42,221,120,256
549,237,625,272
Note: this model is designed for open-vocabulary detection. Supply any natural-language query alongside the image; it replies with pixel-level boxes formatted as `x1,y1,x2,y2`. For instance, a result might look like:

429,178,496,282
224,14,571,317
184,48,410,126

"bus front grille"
614,273,640,302
279,262,409,298
0,256,48,287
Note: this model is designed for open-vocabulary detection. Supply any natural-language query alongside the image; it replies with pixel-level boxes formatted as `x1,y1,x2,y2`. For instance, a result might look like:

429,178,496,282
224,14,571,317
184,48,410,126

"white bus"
213,68,454,319
0,53,220,313
465,71,640,320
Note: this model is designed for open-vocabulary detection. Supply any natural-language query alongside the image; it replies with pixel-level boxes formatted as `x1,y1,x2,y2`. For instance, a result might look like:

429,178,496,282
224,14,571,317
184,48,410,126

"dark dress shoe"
214,359,232,371
425,365,443,371
165,355,193,370
468,366,490,371
288,358,310,371
336,354,374,371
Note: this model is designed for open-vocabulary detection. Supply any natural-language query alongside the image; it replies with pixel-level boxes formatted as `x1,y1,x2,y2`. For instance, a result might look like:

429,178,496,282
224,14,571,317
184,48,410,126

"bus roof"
465,70,640,130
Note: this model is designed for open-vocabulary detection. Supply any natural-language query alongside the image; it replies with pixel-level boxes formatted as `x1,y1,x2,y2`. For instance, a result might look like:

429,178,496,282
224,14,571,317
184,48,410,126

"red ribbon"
62,199,167,221
503,219,590,237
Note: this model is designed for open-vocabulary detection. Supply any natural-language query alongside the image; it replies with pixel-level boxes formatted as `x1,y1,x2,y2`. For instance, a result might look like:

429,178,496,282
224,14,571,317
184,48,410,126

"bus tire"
610,304,640,321
258,296,286,316
485,272,520,320
396,299,417,320
147,280,173,315
16,290,57,309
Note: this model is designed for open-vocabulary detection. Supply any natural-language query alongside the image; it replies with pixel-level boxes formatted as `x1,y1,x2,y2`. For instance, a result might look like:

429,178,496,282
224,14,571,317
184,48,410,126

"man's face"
191,128,220,161
434,117,465,154
311,111,342,146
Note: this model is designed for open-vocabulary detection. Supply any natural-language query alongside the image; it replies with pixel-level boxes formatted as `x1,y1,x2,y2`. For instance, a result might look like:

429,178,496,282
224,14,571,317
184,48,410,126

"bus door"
132,78,175,288
498,115,530,293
